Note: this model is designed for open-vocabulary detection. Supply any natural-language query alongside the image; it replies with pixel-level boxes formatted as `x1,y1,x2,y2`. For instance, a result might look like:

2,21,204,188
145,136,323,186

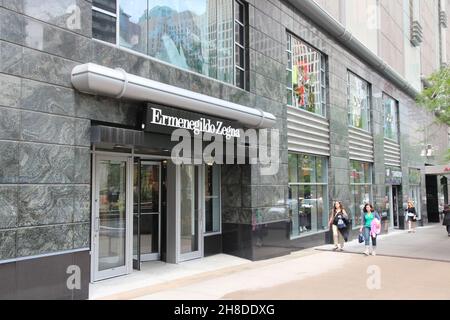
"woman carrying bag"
406,201,418,233
443,204,450,237
328,201,349,252
359,203,381,256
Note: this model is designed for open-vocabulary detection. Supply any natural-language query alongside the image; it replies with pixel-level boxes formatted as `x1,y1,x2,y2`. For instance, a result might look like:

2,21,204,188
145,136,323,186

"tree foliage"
416,66,450,125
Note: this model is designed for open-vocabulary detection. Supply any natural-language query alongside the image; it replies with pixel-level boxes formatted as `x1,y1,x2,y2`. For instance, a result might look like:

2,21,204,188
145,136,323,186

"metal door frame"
137,160,162,262
91,153,133,282
176,164,204,263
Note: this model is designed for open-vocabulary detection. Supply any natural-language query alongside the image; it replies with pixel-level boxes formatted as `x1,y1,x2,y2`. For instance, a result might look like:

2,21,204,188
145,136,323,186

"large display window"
286,33,327,116
92,0,247,89
347,72,371,131
288,153,328,237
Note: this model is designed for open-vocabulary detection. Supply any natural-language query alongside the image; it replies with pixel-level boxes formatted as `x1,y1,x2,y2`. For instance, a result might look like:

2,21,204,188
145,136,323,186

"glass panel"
140,214,159,254
140,164,160,213
119,0,148,54
289,154,328,237
316,157,326,183
287,52,292,69
98,160,127,271
350,184,372,227
381,185,391,227
286,70,292,88
235,44,244,68
298,185,314,233
287,90,293,106
316,185,328,231
350,160,370,184
298,154,316,183
286,33,291,51
288,185,299,237
93,0,116,13
409,168,421,185
217,0,234,83
234,0,244,23
383,94,399,141
92,10,116,44
288,153,298,183
348,72,370,131
205,165,220,233
133,163,160,261
145,0,234,83
235,68,244,89
180,165,199,254
235,22,244,45
290,35,324,115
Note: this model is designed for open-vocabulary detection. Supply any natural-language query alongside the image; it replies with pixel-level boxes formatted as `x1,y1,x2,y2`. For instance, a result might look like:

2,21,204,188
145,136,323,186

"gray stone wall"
0,0,138,261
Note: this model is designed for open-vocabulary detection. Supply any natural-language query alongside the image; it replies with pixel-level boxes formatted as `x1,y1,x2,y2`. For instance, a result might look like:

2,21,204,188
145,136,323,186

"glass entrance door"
133,161,161,266
93,155,132,281
392,186,399,228
178,165,203,262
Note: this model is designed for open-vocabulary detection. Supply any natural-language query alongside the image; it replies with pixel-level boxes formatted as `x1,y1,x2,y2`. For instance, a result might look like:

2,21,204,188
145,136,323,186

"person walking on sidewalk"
328,201,349,252
359,203,381,256
406,201,418,233
442,204,450,237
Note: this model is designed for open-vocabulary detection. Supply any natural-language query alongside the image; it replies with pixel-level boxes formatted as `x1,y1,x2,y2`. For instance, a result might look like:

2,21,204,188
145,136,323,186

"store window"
347,71,371,131
92,0,248,90
350,160,373,227
204,165,221,234
288,153,328,237
409,168,421,219
383,93,400,142
286,33,327,116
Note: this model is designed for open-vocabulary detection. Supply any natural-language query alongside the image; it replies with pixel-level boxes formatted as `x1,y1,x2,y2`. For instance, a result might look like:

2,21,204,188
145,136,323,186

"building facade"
0,0,449,299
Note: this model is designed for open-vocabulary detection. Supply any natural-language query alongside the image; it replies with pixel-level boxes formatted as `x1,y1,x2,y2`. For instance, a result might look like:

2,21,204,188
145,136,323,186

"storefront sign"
385,168,402,185
425,164,450,175
144,104,241,139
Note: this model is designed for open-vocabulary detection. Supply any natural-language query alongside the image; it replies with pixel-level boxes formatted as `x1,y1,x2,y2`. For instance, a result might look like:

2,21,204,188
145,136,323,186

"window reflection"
119,0,147,54
93,10,116,44
114,0,236,85
350,160,373,226
348,72,371,131
383,93,399,141
286,33,326,116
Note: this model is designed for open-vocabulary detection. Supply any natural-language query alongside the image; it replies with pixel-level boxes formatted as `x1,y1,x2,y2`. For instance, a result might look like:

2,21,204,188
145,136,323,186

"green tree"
416,66,450,160
416,66,450,125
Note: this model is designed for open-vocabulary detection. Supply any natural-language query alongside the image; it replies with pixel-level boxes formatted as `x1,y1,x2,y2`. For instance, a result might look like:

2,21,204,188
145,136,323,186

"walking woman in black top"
328,201,349,251
406,201,417,233
443,205,450,237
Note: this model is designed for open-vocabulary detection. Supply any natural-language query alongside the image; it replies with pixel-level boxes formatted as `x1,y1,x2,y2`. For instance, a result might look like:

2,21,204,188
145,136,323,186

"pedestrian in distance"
442,204,450,237
328,201,349,252
405,200,418,233
359,203,381,256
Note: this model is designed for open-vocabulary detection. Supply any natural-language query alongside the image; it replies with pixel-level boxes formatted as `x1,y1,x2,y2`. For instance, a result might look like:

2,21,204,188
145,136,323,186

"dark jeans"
364,227,377,247
447,225,450,234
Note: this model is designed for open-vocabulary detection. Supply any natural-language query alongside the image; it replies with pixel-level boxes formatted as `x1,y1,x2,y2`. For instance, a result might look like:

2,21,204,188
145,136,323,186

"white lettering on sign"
150,107,241,139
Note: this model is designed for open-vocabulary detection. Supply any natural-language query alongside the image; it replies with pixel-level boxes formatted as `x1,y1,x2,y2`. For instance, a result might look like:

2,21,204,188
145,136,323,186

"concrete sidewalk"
316,223,450,262
90,254,250,299
92,223,450,300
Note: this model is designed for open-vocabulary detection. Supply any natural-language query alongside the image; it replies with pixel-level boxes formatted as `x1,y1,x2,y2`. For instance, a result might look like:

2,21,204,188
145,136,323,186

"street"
98,224,450,300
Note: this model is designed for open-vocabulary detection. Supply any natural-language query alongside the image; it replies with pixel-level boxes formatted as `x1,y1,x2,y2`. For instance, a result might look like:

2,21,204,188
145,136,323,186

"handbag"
337,217,346,229
358,233,365,243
